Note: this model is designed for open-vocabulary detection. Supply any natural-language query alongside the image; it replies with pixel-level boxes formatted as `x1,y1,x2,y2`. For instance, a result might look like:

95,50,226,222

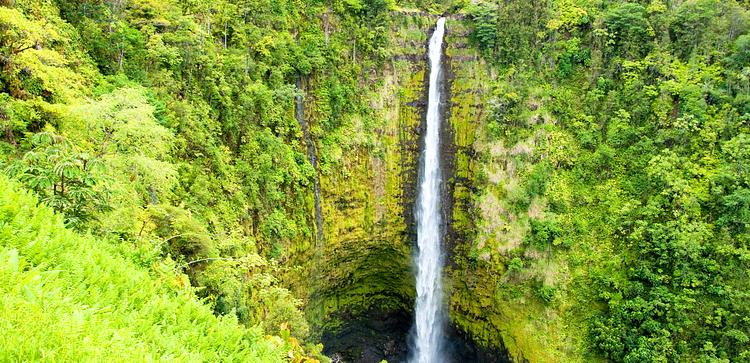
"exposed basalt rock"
392,54,425,62
450,55,480,62
322,310,411,363
393,9,439,18
295,75,324,246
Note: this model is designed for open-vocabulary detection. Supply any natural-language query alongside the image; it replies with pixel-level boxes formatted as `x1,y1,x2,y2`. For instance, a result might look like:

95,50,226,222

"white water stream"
412,16,446,363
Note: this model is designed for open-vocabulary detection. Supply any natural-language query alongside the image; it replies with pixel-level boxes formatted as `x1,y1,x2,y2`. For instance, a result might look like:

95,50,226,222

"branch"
148,232,210,253
183,257,235,267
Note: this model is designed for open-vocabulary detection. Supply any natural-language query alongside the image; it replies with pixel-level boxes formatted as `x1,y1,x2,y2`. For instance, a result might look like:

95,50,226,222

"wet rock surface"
322,310,508,363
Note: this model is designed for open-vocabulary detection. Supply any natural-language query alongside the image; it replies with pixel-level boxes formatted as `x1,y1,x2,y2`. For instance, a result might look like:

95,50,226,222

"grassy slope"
0,176,310,362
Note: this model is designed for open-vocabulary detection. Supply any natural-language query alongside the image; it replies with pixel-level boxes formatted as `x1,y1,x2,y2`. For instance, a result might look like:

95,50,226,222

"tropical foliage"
0,0,393,359
0,176,315,361
459,0,750,361
2,0,749,361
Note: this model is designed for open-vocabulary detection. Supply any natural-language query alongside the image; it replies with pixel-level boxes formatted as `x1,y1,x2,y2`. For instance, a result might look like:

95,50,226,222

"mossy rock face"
287,12,510,361
284,12,562,362
442,16,516,362
439,18,578,363
283,13,432,360
440,15,593,363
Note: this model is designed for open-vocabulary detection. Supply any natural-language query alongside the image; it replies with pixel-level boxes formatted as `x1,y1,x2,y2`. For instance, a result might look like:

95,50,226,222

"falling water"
295,75,324,246
412,17,446,363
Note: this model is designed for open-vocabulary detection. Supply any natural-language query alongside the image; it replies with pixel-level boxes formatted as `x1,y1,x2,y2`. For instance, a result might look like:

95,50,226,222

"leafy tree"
5,131,108,228
604,3,652,59
467,2,498,57
195,254,311,339
0,7,58,97
729,34,750,69
466,0,750,361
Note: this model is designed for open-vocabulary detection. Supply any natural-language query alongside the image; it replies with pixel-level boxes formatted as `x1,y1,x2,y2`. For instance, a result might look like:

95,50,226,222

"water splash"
412,16,447,363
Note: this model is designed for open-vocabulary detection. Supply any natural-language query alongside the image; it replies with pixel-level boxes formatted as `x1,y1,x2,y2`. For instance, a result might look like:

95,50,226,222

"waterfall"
295,76,324,246
412,17,447,363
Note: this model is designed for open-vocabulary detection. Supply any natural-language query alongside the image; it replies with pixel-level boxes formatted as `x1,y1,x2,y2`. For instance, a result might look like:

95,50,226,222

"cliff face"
292,12,433,362
442,17,518,363
282,11,522,362
285,11,573,362
442,17,582,362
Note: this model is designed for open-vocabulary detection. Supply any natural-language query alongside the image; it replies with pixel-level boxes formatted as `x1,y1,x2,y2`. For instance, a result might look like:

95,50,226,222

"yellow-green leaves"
0,176,308,361
0,7,55,56
546,0,589,33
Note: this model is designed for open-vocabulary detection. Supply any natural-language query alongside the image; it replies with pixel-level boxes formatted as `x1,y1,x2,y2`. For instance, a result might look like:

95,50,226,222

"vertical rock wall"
441,16,512,363
302,13,436,362
286,12,516,363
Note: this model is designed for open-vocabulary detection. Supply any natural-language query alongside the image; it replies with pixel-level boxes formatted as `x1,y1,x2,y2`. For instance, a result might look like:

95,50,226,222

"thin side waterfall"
295,76,324,246
412,17,446,363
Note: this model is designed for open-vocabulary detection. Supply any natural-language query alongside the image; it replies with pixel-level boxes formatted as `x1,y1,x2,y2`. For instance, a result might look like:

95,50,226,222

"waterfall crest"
412,16,447,363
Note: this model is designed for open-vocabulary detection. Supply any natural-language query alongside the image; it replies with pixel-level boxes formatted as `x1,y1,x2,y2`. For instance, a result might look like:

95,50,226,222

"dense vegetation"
455,0,750,361
0,176,318,361
2,0,749,361
0,0,398,360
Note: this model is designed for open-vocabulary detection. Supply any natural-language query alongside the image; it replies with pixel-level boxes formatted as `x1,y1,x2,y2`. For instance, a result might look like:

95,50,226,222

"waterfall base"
322,310,411,363
321,310,508,363
442,325,512,363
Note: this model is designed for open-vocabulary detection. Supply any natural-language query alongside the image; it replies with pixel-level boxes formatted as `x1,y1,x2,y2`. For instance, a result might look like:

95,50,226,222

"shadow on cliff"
322,310,510,363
